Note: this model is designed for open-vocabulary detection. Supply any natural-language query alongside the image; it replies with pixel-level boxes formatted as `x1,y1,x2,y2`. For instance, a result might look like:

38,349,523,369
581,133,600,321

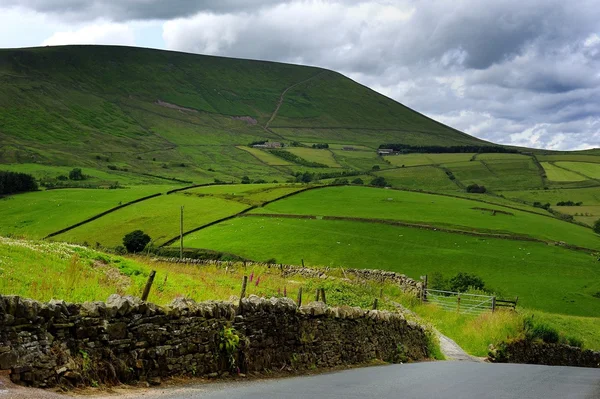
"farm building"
377,148,394,155
342,146,355,151
252,142,282,149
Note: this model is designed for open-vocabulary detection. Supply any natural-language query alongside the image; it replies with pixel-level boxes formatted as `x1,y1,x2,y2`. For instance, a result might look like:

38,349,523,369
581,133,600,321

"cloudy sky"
1,1,599,150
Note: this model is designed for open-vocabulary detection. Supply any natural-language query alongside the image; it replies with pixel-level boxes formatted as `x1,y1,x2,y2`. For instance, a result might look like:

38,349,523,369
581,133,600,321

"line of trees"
379,144,519,154
0,171,38,195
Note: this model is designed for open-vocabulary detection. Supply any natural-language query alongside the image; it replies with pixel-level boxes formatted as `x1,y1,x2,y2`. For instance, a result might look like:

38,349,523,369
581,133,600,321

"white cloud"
42,22,136,46
2,1,600,150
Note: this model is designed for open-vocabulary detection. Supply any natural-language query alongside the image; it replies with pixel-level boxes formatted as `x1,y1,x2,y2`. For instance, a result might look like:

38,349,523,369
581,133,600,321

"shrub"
448,272,485,292
530,323,560,344
533,202,551,210
370,176,388,187
594,219,600,235
372,165,381,171
466,184,486,193
122,230,151,253
566,336,584,348
254,179,267,184
0,171,38,195
270,150,328,168
241,176,251,184
107,165,118,170
332,178,349,184
311,143,329,149
69,168,85,180
351,178,364,185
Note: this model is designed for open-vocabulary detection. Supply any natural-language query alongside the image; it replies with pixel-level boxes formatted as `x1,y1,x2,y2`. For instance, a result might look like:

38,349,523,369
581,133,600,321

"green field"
0,186,176,238
285,147,341,167
541,162,587,182
557,162,600,179
251,186,600,249
373,166,459,191
384,153,475,167
447,160,543,190
236,146,292,166
54,193,249,247
181,216,600,317
184,183,309,206
498,187,600,206
537,155,600,164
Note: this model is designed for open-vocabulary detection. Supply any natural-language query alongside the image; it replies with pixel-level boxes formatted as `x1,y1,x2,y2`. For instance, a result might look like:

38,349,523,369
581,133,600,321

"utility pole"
180,205,184,260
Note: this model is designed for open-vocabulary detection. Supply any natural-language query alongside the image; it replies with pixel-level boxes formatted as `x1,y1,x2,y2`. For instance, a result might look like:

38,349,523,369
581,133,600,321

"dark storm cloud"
3,0,287,20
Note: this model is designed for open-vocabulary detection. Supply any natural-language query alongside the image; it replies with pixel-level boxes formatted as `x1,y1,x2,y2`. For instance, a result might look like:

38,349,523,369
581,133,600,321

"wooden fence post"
301,259,305,267
141,270,156,301
238,276,248,314
297,287,303,307
320,288,327,304
457,294,461,313
372,298,378,310
315,289,320,302
492,296,496,313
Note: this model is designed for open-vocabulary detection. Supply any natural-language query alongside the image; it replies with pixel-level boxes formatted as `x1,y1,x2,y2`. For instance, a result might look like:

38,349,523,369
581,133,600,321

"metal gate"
424,289,495,315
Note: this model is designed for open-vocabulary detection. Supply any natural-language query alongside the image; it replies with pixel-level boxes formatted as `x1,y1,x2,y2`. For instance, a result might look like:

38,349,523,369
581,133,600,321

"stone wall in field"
0,294,430,388
159,258,424,297
488,340,600,368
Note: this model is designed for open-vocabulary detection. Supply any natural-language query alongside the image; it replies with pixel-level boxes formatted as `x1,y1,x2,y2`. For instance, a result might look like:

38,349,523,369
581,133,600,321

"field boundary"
45,192,163,239
159,184,331,246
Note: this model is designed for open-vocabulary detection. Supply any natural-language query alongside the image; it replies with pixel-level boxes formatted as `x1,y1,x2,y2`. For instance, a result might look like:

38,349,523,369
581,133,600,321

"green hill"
0,45,488,184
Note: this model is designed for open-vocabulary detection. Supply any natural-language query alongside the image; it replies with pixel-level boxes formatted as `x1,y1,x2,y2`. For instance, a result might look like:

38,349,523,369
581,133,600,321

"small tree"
241,176,251,184
123,230,151,253
69,168,84,181
372,165,381,171
370,176,388,187
466,184,486,194
448,272,485,292
351,177,364,185
594,219,600,235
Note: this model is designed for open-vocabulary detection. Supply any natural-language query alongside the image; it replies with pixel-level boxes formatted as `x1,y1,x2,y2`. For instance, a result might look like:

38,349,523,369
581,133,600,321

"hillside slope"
0,45,488,182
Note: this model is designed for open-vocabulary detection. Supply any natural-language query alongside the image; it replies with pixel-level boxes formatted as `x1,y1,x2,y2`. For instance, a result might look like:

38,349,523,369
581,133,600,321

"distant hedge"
0,171,38,195
379,144,518,154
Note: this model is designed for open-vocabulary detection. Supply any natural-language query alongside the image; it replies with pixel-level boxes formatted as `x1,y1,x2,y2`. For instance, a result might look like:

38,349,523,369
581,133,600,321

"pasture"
181,216,600,317
285,147,341,167
250,186,600,250
541,162,587,182
0,186,176,239
447,160,543,190
557,162,600,179
236,146,292,166
373,166,459,191
54,193,248,247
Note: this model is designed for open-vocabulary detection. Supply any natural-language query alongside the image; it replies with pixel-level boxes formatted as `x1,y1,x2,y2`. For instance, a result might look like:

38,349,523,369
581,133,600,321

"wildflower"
255,276,260,287
249,272,254,282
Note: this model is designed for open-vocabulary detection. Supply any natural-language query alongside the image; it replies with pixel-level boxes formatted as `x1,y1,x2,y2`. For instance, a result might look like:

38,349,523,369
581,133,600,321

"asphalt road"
101,362,600,399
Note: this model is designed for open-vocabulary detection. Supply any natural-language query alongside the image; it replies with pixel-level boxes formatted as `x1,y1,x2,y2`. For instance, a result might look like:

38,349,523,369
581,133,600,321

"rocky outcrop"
0,294,429,388
488,340,600,368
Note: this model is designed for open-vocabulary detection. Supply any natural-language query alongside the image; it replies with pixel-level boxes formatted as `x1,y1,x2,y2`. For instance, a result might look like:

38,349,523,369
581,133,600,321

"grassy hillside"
0,45,489,185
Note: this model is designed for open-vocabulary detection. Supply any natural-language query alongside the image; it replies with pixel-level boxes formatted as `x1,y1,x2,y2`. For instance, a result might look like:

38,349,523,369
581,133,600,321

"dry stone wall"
159,258,423,296
489,340,600,368
0,294,429,388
